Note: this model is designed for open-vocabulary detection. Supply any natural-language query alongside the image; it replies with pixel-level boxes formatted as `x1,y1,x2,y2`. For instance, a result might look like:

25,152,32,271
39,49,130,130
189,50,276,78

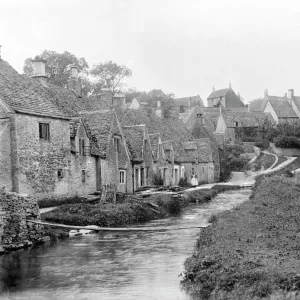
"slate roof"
268,98,298,118
222,111,274,127
173,95,204,107
0,59,68,119
207,88,229,99
122,125,145,161
80,110,112,156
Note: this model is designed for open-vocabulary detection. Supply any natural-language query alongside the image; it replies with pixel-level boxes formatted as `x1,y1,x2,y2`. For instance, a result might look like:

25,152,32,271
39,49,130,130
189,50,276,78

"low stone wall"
270,143,300,157
0,188,45,252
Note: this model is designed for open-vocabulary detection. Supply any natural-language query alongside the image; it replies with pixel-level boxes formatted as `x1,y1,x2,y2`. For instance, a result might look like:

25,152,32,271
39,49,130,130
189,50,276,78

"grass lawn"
182,175,300,299
271,156,288,169
252,153,276,171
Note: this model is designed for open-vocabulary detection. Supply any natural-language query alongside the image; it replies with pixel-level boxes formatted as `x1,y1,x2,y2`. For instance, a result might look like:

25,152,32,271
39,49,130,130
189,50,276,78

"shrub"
274,135,300,148
151,171,164,186
38,195,83,208
178,176,191,187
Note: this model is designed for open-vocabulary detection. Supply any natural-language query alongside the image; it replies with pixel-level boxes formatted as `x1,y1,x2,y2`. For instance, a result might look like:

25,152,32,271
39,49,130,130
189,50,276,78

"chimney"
212,85,215,92
229,82,232,89
100,88,113,108
156,100,162,118
0,45,2,59
264,89,268,98
31,56,48,87
113,94,126,109
67,65,82,98
288,89,294,99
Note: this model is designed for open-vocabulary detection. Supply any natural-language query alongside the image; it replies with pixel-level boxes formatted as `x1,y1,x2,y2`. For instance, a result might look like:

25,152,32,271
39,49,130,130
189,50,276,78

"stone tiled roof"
249,98,264,112
207,88,229,99
122,125,145,161
269,98,298,118
80,110,112,156
0,59,68,119
222,111,274,127
173,95,204,107
120,109,193,163
181,139,213,163
293,96,300,113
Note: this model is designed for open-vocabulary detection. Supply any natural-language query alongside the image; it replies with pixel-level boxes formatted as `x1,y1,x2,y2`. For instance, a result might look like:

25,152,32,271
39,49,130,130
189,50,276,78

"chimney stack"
264,89,268,98
288,89,294,99
212,86,215,92
100,88,113,108
31,56,48,86
67,65,82,98
156,100,162,118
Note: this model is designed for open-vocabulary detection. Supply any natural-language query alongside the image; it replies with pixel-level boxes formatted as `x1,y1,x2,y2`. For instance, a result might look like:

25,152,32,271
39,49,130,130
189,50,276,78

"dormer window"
114,136,120,153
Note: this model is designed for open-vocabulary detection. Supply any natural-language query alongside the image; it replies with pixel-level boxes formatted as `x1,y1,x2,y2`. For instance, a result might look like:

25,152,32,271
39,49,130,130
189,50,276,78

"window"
119,170,126,184
79,138,85,155
158,144,163,157
114,137,120,153
81,169,86,183
39,123,50,140
235,121,239,127
57,169,63,179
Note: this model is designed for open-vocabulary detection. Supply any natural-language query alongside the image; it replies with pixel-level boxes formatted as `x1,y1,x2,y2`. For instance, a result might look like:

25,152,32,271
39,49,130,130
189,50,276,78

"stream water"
0,189,251,300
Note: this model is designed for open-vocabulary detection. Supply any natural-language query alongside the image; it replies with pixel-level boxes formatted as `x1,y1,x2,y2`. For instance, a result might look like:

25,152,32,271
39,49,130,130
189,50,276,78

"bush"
274,135,300,148
38,195,83,208
151,171,164,186
178,176,191,187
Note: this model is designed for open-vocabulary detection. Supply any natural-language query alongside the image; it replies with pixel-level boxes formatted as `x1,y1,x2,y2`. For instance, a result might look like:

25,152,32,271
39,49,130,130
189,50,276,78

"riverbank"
182,174,300,299
41,185,243,240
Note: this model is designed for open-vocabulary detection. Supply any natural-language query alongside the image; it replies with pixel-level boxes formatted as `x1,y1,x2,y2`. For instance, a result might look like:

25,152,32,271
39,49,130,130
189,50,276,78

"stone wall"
0,188,44,252
15,114,71,197
0,118,12,191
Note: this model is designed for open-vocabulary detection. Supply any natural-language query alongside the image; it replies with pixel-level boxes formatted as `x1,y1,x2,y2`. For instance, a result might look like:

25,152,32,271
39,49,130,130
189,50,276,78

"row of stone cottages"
0,57,220,199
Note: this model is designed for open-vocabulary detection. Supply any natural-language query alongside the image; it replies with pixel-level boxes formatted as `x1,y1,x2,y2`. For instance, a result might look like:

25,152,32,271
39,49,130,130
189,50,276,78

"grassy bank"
42,194,189,227
182,175,300,299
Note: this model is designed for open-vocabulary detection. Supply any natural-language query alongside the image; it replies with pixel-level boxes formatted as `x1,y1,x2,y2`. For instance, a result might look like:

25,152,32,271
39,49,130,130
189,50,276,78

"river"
0,189,251,300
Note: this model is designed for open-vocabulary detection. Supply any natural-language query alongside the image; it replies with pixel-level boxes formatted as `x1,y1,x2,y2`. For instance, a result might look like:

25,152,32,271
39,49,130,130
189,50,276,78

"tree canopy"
90,60,132,96
23,50,89,92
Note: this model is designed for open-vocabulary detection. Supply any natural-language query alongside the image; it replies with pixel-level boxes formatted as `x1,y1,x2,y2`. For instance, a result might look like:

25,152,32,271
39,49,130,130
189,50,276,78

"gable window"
119,170,126,184
39,123,50,140
114,137,120,153
79,138,85,156
235,121,239,127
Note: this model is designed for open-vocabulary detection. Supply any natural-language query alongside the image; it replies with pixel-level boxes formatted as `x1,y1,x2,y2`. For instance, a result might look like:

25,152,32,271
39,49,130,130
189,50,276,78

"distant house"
262,89,300,124
173,95,204,113
215,110,274,143
207,84,244,108
128,98,141,110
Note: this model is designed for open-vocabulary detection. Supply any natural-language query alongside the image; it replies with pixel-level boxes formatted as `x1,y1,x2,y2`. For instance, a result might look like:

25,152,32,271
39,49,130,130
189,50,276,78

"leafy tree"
90,60,132,96
23,50,90,94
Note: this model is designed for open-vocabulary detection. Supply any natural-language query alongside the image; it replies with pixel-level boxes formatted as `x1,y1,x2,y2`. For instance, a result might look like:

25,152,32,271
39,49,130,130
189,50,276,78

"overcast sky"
1,0,300,103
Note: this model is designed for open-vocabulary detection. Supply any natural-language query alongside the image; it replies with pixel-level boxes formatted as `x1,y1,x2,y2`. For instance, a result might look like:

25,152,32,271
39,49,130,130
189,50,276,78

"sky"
1,0,300,104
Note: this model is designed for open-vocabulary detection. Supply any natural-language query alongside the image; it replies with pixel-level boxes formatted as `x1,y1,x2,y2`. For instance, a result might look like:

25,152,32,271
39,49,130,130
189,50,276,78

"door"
135,168,139,190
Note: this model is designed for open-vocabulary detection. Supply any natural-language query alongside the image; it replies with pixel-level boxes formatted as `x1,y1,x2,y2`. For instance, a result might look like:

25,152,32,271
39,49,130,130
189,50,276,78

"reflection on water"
0,189,251,300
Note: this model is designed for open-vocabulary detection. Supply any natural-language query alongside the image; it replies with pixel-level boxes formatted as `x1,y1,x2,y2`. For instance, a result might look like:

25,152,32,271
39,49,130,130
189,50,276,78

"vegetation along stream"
0,189,251,300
